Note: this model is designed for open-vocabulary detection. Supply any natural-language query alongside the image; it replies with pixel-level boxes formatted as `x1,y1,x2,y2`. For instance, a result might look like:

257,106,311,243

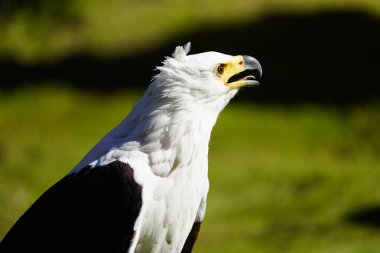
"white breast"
124,152,209,253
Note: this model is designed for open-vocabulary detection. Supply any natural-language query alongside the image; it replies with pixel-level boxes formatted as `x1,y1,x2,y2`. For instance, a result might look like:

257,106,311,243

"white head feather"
172,42,191,60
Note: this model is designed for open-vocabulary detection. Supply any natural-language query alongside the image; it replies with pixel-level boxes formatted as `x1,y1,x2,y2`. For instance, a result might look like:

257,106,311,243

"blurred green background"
1,0,380,252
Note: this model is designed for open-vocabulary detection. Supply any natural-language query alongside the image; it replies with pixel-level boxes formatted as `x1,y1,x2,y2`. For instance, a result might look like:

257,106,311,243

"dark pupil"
218,65,224,74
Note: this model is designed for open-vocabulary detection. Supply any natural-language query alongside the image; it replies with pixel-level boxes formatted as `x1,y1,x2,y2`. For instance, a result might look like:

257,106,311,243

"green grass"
1,86,380,252
1,0,380,62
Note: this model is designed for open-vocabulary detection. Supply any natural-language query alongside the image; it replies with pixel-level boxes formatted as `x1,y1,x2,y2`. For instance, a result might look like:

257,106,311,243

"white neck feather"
71,80,235,176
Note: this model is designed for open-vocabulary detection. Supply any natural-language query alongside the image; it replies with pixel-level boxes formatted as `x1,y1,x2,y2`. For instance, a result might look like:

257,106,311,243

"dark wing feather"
0,161,142,253
181,221,201,253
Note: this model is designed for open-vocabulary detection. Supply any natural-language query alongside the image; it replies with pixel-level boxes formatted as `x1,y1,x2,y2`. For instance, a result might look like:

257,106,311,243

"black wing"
181,221,201,253
0,161,142,253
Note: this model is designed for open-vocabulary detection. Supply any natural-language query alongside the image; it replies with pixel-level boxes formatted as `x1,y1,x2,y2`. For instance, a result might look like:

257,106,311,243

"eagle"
0,43,262,253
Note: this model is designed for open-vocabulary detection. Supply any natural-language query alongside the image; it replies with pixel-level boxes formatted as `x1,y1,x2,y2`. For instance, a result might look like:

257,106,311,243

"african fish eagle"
0,43,262,253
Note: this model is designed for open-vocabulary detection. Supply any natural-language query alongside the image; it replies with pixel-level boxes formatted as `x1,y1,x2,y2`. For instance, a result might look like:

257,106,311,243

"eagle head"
146,42,262,112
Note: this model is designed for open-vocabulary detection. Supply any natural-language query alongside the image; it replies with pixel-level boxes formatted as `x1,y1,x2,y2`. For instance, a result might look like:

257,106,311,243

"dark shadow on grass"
0,9,379,105
345,205,380,229
0,0,71,18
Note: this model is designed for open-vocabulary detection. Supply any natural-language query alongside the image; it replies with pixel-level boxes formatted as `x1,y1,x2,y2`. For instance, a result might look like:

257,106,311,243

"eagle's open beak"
226,55,262,89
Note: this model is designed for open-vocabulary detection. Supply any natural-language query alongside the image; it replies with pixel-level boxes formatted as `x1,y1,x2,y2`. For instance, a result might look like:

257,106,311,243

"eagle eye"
217,64,225,75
